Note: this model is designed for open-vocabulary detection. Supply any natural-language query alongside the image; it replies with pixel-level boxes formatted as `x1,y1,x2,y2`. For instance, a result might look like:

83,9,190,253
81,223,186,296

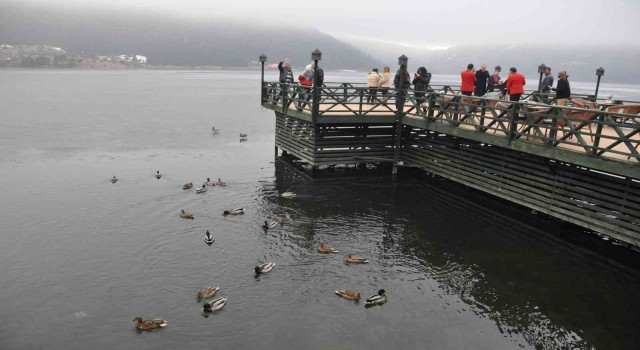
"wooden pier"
261,80,640,249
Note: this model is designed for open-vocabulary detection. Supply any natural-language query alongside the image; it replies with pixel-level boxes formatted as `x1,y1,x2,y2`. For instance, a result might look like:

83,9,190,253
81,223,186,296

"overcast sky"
20,0,640,48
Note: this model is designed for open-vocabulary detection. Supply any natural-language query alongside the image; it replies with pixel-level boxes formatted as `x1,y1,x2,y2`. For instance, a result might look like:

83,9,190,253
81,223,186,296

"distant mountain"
336,35,640,84
0,1,379,70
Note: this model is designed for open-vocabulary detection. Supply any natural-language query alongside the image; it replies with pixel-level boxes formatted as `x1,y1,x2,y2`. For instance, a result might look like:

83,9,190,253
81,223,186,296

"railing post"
592,112,604,155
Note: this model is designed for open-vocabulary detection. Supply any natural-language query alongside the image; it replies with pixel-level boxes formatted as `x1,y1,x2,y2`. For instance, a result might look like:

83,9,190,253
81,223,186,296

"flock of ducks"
120,170,385,332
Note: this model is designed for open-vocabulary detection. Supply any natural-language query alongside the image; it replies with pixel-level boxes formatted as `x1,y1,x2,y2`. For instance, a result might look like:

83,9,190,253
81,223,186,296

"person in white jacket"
366,68,381,103
379,66,392,101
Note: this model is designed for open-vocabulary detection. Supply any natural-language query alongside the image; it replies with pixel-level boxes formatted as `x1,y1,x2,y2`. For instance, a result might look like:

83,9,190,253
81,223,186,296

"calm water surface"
0,70,639,350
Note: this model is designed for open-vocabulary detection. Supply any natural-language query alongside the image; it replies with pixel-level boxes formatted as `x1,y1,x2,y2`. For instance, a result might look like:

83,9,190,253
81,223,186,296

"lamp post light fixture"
537,63,547,92
595,67,605,98
311,49,322,120
259,53,267,103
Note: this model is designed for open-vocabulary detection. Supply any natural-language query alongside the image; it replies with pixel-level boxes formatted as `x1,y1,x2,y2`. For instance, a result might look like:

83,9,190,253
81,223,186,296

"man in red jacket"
506,67,526,101
460,63,476,96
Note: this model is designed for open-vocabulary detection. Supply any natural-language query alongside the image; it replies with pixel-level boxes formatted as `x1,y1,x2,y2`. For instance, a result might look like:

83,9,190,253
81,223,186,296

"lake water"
0,69,639,350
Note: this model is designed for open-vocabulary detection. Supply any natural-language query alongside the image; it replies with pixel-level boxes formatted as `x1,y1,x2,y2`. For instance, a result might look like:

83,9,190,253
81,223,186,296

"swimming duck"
132,317,167,331
317,242,339,254
335,290,361,301
196,286,220,301
262,220,278,229
254,262,275,275
196,185,207,194
211,126,220,134
364,289,387,307
280,192,296,198
223,208,244,216
205,178,215,186
214,178,226,186
111,176,118,183
202,296,227,312
183,182,193,190
278,216,292,224
180,209,194,219
155,171,161,179
345,254,369,264
239,133,248,138
204,230,214,245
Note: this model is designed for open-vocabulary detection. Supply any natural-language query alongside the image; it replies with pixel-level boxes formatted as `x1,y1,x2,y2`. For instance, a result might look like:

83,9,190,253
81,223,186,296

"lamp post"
311,49,322,120
259,53,266,103
393,54,409,177
537,63,547,92
595,67,605,99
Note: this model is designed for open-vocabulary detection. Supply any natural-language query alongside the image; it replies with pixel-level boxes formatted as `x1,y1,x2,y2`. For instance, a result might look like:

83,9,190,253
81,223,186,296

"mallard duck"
180,209,194,219
318,242,339,254
223,208,244,216
110,176,118,183
364,289,387,307
183,182,193,190
205,178,215,186
132,317,167,331
202,296,227,312
214,178,226,186
335,290,361,301
196,286,220,301
345,254,369,263
280,192,296,198
154,171,161,179
254,262,275,275
196,185,207,194
211,126,220,134
239,133,248,138
204,230,214,245
278,216,291,224
262,220,278,229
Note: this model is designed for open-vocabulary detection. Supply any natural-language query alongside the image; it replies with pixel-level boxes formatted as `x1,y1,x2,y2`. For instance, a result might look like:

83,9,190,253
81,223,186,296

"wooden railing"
263,81,640,164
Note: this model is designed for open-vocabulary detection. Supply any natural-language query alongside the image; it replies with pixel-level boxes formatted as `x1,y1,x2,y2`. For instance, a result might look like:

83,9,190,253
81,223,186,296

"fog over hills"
0,1,379,70
337,34,640,84
1,1,639,84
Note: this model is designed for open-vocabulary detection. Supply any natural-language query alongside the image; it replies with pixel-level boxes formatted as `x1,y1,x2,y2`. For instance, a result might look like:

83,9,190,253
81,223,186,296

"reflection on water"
0,70,638,350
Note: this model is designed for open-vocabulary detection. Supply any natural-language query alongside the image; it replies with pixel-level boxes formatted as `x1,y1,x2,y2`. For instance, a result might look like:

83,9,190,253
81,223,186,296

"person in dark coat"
552,70,571,106
276,59,294,105
474,64,490,96
412,67,432,114
487,70,500,93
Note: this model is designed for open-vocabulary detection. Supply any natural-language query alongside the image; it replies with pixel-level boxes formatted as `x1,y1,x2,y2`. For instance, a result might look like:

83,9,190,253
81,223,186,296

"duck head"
223,210,230,216
254,266,262,275
132,317,142,323
378,289,386,296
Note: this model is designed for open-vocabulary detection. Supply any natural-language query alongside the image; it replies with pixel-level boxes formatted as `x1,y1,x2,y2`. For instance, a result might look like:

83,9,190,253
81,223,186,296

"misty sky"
19,0,640,48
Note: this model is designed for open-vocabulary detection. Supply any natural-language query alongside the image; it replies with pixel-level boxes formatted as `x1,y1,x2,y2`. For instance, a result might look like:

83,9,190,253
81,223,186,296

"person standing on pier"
487,70,501,93
379,66,392,101
552,70,571,106
276,59,294,105
367,68,381,103
412,67,432,114
539,66,553,94
474,64,490,97
460,64,476,96
297,62,315,111
506,67,525,102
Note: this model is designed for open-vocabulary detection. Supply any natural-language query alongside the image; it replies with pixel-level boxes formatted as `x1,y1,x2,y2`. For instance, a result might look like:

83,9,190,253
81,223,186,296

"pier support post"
392,54,409,178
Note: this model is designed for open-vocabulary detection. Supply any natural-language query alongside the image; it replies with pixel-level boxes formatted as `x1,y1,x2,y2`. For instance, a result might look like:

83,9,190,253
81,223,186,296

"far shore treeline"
1,1,639,83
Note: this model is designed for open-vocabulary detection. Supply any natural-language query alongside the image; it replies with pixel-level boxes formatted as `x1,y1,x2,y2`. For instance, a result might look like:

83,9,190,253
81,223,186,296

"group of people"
460,63,571,105
276,58,572,112
277,58,324,110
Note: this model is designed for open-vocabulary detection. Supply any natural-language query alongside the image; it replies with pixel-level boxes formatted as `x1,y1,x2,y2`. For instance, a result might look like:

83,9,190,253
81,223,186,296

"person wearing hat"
367,68,381,103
